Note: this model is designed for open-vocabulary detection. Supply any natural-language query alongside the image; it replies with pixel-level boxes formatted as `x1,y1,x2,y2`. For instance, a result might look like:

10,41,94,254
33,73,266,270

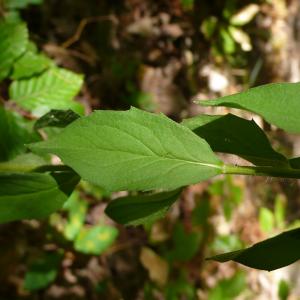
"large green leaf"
208,227,300,271
9,67,84,117
29,108,222,192
199,82,300,133
0,105,38,161
105,189,181,226
0,170,79,223
0,21,28,80
182,114,287,166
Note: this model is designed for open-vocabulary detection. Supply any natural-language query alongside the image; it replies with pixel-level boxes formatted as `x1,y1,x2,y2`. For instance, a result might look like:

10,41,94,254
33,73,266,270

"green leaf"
0,105,39,161
180,0,194,10
11,50,52,80
0,170,79,223
4,0,43,9
278,279,290,300
63,192,87,241
259,207,274,233
105,189,181,226
200,82,300,134
201,17,218,39
274,194,286,228
289,157,300,169
182,113,287,167
74,225,118,255
34,109,81,130
220,27,236,54
29,107,222,192
207,227,300,271
208,272,246,300
3,10,22,24
192,197,210,226
211,234,244,254
24,251,62,291
0,21,28,80
167,223,201,262
9,67,84,117
165,275,196,300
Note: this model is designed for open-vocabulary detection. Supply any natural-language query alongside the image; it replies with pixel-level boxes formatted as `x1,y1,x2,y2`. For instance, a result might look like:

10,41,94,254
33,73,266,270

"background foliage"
1,0,300,299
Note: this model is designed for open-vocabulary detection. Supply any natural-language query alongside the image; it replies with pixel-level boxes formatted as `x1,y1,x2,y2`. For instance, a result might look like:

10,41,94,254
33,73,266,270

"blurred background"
1,0,300,299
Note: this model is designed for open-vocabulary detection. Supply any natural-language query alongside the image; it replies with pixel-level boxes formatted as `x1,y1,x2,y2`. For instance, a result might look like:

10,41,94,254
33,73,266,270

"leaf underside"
208,227,300,271
105,189,182,226
182,113,287,167
29,107,222,192
0,171,79,223
200,82,300,134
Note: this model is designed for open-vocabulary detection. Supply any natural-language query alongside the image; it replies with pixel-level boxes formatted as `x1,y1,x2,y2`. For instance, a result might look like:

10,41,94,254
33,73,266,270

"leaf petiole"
223,164,300,179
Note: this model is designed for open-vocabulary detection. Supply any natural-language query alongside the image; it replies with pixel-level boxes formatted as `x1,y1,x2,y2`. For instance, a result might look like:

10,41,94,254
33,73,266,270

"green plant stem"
223,165,300,179
0,163,34,173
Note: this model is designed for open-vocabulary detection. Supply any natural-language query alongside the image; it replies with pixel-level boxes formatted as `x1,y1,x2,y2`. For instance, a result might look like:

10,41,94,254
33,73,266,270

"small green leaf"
0,21,28,80
180,0,194,10
11,50,52,79
192,197,210,226
29,108,222,192
220,27,236,54
207,227,300,271
259,207,274,233
211,234,244,254
165,275,196,300
274,194,286,228
34,109,81,130
63,192,87,240
74,225,118,255
9,67,84,117
201,17,218,39
167,223,201,262
208,272,246,300
200,82,300,133
24,251,62,291
105,189,181,226
278,279,290,300
0,171,79,223
182,113,287,166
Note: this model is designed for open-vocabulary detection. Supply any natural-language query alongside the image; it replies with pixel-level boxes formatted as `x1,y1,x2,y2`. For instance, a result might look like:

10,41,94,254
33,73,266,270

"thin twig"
62,15,118,49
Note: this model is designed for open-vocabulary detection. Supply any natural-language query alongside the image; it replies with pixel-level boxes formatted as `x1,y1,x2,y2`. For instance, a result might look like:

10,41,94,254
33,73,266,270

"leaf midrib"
41,145,223,170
